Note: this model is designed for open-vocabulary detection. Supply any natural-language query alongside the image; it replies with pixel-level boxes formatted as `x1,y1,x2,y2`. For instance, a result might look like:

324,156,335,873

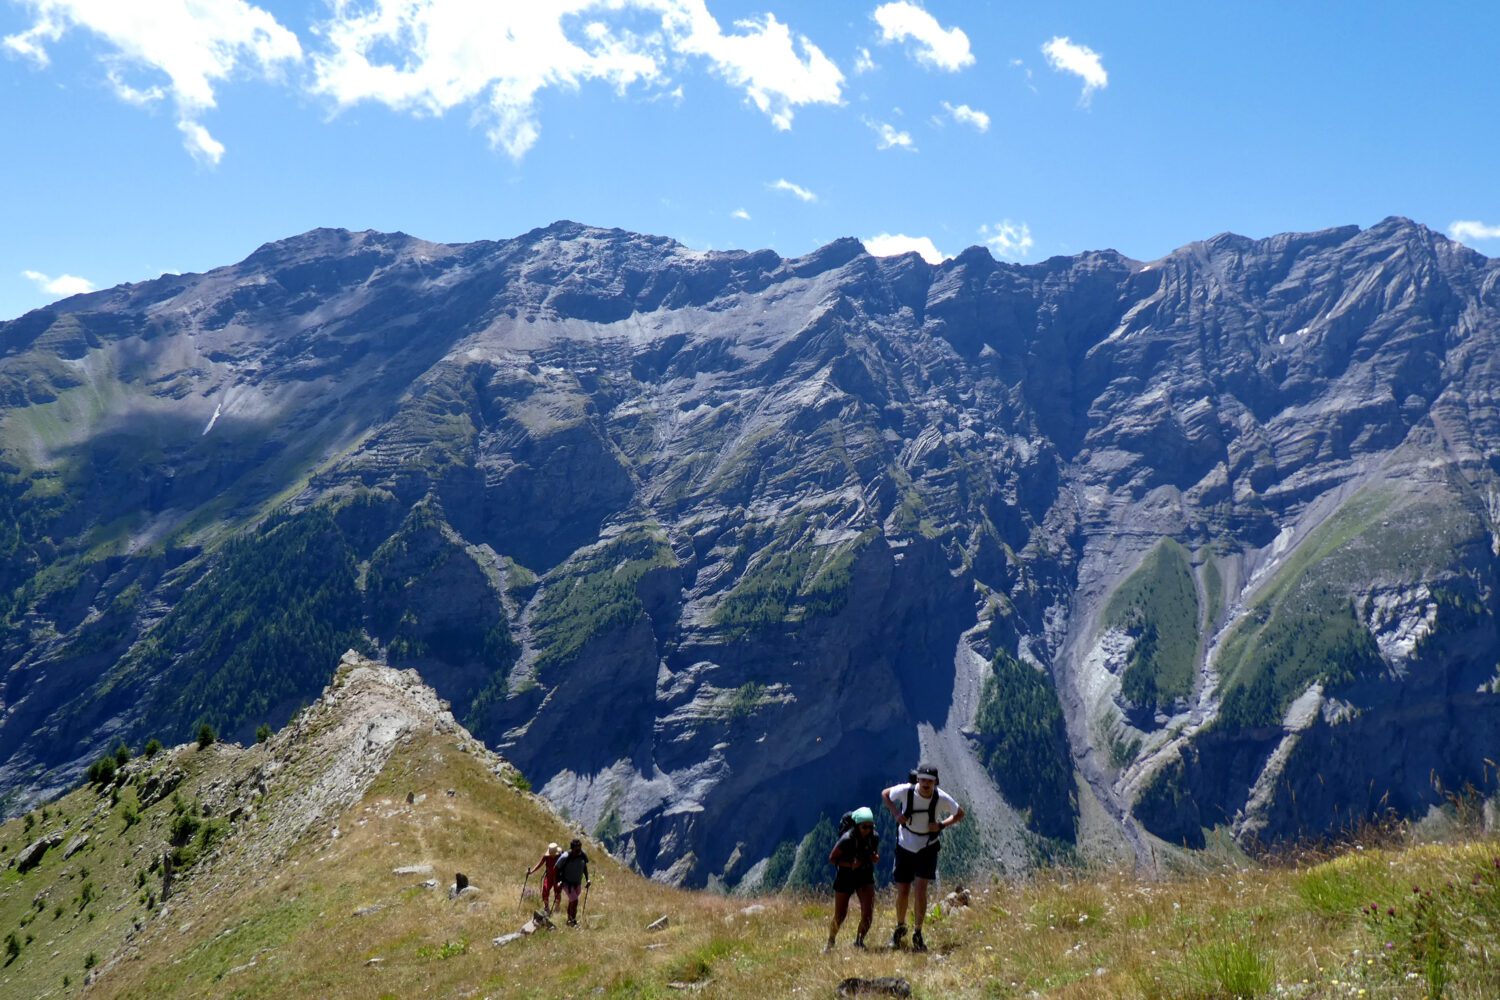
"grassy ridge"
4,729,1498,999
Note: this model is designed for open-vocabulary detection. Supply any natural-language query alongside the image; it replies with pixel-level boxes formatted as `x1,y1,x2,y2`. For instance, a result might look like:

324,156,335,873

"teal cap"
851,807,875,825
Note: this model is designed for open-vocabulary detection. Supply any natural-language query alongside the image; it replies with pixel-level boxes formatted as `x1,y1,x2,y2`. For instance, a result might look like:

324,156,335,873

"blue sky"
3,1,1498,320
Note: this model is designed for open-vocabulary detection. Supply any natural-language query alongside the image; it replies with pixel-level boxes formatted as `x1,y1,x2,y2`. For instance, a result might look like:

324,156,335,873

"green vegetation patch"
1103,538,1201,715
130,504,366,741
712,517,874,634
1213,487,1480,729
531,527,676,673
972,650,1077,841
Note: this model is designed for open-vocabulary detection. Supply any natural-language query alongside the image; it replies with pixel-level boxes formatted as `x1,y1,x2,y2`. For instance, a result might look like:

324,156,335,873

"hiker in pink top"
527,842,562,913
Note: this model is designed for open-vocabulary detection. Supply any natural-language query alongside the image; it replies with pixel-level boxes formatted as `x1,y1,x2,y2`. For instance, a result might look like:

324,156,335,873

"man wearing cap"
882,762,964,952
825,806,880,951
554,838,591,927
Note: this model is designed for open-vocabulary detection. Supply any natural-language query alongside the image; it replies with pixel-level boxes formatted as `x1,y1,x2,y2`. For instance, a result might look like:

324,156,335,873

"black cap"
570,838,582,850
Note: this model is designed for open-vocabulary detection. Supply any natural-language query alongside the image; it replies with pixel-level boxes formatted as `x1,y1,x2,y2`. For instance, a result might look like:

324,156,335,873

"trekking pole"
520,870,531,906
581,881,591,924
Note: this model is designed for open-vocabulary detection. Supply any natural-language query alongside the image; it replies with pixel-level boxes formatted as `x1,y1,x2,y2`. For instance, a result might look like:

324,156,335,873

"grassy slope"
6,732,1498,999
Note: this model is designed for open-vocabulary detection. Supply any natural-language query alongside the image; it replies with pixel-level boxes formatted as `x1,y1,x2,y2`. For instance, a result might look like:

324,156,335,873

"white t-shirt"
885,782,960,853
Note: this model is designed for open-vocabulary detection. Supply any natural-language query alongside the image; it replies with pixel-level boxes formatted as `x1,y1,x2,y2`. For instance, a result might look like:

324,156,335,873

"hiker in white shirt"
881,762,964,953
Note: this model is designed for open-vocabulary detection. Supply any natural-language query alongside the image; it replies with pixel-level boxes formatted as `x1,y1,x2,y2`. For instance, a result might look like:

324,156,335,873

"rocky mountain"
2,217,1498,886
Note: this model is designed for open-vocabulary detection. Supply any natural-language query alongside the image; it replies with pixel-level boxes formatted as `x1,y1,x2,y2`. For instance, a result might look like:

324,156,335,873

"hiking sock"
891,923,907,949
912,928,927,953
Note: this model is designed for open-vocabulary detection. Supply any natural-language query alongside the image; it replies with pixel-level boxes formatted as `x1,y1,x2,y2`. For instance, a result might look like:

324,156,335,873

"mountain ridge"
2,214,1499,888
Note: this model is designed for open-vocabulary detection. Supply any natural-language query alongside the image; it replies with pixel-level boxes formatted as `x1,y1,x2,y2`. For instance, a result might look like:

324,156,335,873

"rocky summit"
2,218,1499,887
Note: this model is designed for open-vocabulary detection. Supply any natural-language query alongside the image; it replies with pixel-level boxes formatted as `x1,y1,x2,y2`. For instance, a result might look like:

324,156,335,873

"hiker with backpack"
881,762,964,953
526,842,562,914
824,806,880,952
554,838,591,927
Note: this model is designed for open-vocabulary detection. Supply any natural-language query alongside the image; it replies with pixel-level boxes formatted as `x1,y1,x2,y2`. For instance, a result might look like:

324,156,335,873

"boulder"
836,978,912,998
14,832,63,872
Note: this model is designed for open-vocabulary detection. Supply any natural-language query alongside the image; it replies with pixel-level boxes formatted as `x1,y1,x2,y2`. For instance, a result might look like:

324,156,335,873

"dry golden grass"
10,730,1498,1000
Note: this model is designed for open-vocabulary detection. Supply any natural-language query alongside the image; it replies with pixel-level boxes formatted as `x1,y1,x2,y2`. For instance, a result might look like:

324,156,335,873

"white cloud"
1042,36,1107,104
873,2,973,72
4,0,302,163
864,233,946,264
1449,220,1500,243
770,178,816,202
853,47,875,74
311,1,844,159
980,220,1033,259
941,100,988,132
178,119,227,165
869,118,915,151
23,269,95,297
731,208,751,220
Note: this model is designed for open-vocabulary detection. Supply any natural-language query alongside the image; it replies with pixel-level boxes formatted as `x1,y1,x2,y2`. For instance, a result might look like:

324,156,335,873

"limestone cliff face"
2,219,1499,884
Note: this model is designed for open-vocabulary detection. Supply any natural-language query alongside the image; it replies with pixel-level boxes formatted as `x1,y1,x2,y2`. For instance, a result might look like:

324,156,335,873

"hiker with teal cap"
824,806,881,952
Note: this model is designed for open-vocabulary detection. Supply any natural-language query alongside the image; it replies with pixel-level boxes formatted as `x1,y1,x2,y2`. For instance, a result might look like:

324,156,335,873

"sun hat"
851,807,875,825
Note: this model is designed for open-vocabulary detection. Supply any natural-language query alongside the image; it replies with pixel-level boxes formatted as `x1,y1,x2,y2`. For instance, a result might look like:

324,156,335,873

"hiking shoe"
567,918,578,927
822,938,835,954
853,934,867,949
891,923,907,949
912,928,927,953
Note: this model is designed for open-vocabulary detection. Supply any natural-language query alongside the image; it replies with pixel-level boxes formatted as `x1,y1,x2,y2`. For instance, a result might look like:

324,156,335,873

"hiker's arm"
881,787,906,825
941,805,966,830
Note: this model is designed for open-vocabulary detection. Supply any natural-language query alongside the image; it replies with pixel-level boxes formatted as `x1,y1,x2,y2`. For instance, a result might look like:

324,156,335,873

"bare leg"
856,884,875,937
827,891,851,947
912,878,930,930
894,881,911,926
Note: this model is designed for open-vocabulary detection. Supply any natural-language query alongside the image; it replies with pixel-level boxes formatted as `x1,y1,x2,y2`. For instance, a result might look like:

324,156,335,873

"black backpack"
837,811,856,835
557,849,589,885
903,767,942,844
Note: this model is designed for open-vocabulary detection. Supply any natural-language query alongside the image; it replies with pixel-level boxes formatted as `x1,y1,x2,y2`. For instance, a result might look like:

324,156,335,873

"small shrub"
86,756,117,786
255,723,272,743
84,951,97,969
196,724,216,749
8,932,22,959
113,742,131,766
170,808,202,846
143,738,162,758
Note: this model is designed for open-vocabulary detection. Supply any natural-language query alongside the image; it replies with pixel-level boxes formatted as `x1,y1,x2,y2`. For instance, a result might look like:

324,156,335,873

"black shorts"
892,844,940,884
833,866,875,894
